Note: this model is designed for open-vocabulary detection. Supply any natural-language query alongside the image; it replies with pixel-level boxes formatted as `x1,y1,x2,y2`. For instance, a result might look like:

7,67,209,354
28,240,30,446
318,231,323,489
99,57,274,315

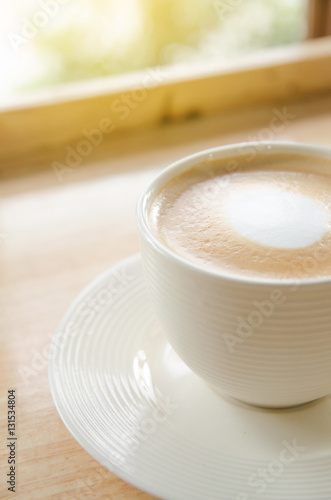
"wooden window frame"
308,0,331,38
1,34,331,167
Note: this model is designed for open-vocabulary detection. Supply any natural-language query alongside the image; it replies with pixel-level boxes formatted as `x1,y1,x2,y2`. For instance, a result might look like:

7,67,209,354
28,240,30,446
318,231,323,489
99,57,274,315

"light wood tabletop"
1,90,331,499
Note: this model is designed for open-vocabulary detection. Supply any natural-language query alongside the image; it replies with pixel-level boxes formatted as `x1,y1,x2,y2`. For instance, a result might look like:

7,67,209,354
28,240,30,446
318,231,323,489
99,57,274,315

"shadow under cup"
136,141,331,408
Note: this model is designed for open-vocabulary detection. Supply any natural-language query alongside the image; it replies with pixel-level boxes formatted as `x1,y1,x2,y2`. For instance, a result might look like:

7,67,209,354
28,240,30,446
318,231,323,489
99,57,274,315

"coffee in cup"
137,142,331,408
149,152,331,280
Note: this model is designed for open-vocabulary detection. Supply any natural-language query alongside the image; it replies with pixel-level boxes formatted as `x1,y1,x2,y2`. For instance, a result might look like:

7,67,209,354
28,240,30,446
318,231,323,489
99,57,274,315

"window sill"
1,36,331,165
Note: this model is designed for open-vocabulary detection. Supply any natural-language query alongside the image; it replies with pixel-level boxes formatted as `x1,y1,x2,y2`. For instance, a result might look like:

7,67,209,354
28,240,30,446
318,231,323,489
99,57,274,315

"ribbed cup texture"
141,238,331,408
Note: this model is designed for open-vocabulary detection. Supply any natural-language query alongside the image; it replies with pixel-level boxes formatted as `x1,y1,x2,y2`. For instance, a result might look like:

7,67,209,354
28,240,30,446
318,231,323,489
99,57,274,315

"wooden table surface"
1,92,331,500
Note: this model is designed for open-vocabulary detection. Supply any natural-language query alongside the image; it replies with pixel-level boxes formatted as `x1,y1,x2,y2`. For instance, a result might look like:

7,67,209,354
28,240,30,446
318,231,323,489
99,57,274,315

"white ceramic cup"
136,141,331,408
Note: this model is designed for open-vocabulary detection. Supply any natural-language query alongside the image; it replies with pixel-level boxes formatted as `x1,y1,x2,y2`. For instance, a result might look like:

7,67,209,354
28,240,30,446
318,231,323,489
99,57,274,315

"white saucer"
49,254,331,500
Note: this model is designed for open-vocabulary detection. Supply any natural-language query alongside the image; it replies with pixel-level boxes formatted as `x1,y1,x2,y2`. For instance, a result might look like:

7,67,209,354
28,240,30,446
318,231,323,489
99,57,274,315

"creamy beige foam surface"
149,153,331,279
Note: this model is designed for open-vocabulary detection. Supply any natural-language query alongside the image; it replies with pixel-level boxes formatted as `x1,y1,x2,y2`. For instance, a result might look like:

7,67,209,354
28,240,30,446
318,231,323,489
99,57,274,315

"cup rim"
136,141,331,286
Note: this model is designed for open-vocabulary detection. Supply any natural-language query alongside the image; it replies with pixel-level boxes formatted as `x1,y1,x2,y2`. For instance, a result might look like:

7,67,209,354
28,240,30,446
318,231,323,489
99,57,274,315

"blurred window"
0,0,313,101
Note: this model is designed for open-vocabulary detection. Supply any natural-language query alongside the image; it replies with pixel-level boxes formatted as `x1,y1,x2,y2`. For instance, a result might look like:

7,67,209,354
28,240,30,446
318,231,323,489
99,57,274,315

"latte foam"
150,153,331,279
226,185,328,249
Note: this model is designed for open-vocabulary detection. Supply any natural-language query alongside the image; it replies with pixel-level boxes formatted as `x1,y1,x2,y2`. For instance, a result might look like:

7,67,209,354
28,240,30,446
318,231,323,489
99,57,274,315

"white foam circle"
227,186,328,249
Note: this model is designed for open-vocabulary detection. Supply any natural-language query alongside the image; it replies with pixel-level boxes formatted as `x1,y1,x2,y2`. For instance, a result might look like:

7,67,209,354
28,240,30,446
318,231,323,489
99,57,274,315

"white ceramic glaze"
136,142,331,408
49,255,331,500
